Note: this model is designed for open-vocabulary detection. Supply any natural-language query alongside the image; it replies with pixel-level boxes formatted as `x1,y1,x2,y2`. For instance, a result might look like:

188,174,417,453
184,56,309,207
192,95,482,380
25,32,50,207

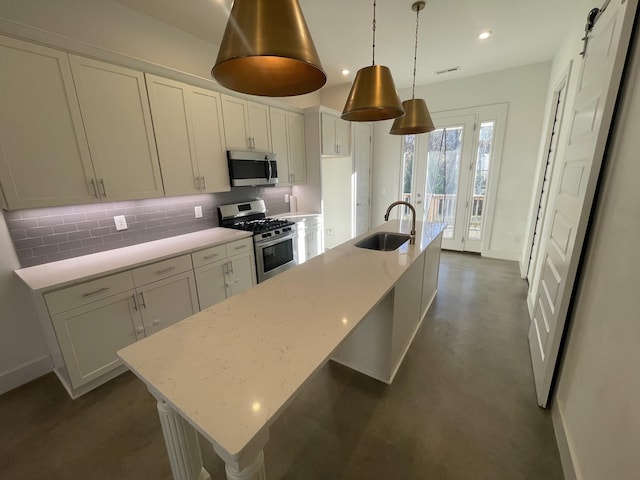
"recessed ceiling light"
478,30,492,40
342,69,350,76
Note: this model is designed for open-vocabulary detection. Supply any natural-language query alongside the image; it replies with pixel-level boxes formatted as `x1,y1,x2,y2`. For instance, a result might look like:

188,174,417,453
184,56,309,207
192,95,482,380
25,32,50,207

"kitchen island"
118,220,445,480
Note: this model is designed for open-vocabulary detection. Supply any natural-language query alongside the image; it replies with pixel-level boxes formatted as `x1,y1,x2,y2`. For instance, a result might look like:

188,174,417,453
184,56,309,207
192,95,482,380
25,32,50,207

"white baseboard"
552,397,579,480
481,249,521,262
0,356,52,395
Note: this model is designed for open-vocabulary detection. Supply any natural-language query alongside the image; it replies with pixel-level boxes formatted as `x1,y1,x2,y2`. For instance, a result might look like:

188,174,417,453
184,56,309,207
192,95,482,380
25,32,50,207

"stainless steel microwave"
227,151,278,187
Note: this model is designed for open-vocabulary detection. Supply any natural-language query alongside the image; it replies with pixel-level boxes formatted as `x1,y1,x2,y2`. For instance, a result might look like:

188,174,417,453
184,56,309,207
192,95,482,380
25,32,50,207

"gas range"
218,199,295,241
218,199,297,283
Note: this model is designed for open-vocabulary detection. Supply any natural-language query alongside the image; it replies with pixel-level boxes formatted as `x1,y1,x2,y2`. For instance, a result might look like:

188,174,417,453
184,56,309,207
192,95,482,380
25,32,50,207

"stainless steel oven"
254,229,297,283
218,199,298,283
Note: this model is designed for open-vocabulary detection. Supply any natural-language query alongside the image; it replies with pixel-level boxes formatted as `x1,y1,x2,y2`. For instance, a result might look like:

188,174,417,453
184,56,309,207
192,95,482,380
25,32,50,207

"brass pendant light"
342,0,404,122
212,0,326,97
390,1,435,135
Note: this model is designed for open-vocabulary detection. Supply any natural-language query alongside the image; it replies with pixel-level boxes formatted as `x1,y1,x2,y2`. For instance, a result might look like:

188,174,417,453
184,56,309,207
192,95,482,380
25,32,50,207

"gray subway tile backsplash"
5,186,292,267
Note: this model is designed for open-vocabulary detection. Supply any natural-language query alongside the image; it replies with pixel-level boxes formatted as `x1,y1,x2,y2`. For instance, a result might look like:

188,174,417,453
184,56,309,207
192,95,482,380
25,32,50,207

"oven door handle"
266,159,272,183
255,232,295,249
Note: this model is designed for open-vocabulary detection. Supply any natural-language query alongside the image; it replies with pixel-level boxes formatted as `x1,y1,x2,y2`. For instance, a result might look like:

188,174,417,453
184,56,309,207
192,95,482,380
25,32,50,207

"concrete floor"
0,252,564,479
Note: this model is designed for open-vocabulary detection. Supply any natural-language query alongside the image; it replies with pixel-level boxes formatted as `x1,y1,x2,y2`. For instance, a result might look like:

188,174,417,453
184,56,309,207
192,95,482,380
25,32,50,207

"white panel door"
69,55,164,200
0,37,97,209
353,122,372,236
529,0,637,407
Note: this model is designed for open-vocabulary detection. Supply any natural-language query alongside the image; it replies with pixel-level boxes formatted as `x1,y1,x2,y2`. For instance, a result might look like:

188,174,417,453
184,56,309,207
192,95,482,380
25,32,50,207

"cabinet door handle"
89,179,98,198
194,176,200,191
227,260,234,275
203,253,219,260
138,292,147,308
234,245,247,250
81,286,109,298
131,293,139,311
155,266,176,275
152,319,160,326
247,137,252,149
99,179,107,197
136,326,145,334
201,176,206,191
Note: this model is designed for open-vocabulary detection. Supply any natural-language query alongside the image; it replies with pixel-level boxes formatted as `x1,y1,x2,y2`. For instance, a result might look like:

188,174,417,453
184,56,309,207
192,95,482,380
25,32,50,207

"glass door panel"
425,126,464,240
467,121,494,241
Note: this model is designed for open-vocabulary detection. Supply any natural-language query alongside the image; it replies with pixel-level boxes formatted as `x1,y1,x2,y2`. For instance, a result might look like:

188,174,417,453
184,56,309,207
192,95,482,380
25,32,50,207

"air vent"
435,66,460,75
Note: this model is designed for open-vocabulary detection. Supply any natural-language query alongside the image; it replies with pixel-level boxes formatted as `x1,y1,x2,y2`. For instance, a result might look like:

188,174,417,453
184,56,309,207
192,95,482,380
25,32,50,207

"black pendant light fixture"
212,0,326,97
389,1,435,135
342,0,405,122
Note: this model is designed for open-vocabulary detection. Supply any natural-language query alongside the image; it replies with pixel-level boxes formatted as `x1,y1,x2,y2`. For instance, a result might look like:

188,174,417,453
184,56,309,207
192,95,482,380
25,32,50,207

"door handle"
138,292,147,308
89,179,98,198
98,179,107,197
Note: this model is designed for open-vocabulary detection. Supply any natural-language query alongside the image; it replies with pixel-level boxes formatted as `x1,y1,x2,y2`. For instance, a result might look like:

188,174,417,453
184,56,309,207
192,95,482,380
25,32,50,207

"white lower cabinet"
43,253,210,395
193,238,256,310
50,290,142,389
135,270,199,337
295,216,324,264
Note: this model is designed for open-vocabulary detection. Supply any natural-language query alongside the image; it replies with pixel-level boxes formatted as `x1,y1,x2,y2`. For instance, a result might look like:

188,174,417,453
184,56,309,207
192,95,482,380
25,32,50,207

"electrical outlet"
285,194,289,203
326,228,333,236
194,206,203,218
114,215,128,231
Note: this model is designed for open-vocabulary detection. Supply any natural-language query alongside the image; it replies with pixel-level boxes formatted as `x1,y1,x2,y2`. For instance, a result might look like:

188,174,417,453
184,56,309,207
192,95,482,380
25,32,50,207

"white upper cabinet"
321,112,351,156
0,36,98,209
146,74,229,195
270,107,306,186
69,55,164,201
288,111,307,184
221,94,272,152
270,108,291,185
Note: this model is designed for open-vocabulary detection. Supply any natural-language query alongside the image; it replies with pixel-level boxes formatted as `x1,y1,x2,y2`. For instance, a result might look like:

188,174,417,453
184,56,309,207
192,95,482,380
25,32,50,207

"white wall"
368,63,551,260
551,23,640,480
0,212,50,394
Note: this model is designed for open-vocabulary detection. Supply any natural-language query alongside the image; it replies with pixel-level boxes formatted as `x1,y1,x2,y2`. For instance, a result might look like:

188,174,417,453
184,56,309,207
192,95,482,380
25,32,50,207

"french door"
402,104,507,253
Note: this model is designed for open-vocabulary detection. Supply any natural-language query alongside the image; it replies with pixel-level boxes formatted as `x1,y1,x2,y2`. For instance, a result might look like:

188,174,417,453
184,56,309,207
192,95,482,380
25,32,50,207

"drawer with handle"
45,271,134,315
132,254,193,286
225,238,253,258
191,244,227,269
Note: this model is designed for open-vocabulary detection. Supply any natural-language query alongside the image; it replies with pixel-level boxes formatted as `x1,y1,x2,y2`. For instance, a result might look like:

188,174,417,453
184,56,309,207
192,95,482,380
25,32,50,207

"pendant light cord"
412,5,420,99
372,0,377,65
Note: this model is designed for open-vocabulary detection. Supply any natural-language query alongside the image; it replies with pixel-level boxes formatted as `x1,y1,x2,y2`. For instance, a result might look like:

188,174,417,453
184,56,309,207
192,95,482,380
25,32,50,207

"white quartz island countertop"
14,227,252,292
118,220,445,465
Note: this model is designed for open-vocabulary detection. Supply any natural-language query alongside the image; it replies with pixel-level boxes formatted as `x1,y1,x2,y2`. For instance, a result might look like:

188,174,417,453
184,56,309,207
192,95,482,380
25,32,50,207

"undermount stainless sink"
355,232,411,251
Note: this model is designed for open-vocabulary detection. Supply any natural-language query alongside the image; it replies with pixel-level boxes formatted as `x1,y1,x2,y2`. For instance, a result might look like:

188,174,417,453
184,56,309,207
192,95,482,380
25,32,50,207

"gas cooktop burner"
229,218,295,234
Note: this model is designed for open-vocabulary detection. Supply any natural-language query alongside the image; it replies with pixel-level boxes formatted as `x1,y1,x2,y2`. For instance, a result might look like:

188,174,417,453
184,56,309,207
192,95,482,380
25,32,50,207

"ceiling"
112,0,590,91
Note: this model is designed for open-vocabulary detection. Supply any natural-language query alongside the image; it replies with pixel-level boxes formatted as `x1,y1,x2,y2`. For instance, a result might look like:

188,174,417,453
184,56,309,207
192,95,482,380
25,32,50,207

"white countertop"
118,220,445,458
15,227,252,292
